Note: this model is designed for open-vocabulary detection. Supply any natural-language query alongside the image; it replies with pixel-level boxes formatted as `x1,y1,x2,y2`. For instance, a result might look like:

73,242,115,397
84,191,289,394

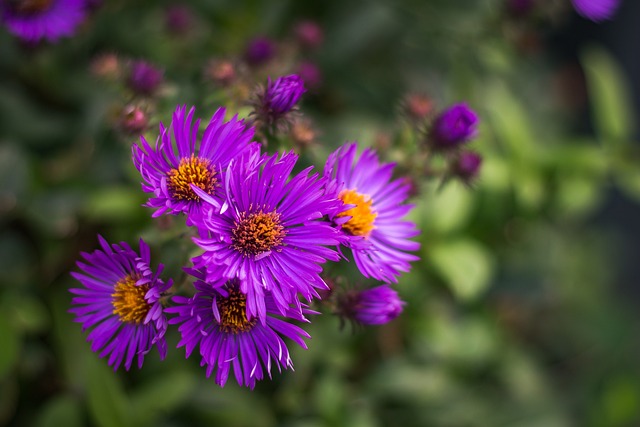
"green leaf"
130,370,196,427
0,312,20,380
424,182,474,234
581,46,634,145
429,239,495,302
86,358,131,427
35,395,83,427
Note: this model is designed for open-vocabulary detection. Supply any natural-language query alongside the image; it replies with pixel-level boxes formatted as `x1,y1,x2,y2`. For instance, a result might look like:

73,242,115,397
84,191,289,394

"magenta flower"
571,0,620,21
132,105,258,223
324,143,420,283
451,151,483,184
127,60,163,96
340,285,405,325
190,150,344,321
69,236,172,370
1,0,86,42
429,103,479,150
167,279,310,389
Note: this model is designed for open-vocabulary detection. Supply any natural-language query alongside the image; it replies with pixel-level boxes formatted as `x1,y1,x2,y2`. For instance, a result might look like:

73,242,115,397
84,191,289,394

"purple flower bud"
452,151,483,184
120,105,148,134
264,74,306,115
127,60,163,96
346,285,405,325
429,103,479,150
571,0,619,22
165,5,194,35
296,61,322,90
294,20,323,50
244,37,276,66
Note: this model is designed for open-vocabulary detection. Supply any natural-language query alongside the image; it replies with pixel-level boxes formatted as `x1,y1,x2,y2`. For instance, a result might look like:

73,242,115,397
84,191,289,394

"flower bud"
428,102,479,150
451,151,482,184
264,74,306,115
127,60,163,96
244,37,276,67
293,20,323,50
204,59,236,87
119,105,148,134
340,285,405,325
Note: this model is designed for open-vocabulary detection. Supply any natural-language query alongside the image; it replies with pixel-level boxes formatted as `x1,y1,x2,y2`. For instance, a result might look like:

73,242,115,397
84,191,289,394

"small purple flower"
69,236,172,370
264,74,306,115
166,279,310,389
132,105,258,222
127,60,164,96
190,150,344,321
324,143,420,283
293,20,323,50
244,36,275,66
429,103,479,150
165,4,194,34
297,61,322,90
1,0,86,43
571,0,619,21
452,151,483,184
341,285,405,325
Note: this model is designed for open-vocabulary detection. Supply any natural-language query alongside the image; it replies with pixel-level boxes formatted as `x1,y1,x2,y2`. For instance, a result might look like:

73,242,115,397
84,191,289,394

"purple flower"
429,103,479,150
166,279,310,389
165,4,194,34
297,61,322,90
452,151,483,184
244,36,275,66
293,20,323,50
132,105,258,223
264,74,306,116
1,0,86,42
324,143,420,283
127,60,163,96
69,236,172,370
190,150,344,321
571,0,619,21
342,285,405,325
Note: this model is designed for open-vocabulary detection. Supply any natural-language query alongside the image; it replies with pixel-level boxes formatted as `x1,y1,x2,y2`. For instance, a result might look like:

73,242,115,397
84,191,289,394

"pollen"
232,209,286,256
167,155,217,202
337,189,377,237
112,275,151,324
217,289,257,334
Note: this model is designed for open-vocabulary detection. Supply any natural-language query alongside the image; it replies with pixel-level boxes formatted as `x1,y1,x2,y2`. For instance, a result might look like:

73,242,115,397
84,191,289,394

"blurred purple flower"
1,0,86,42
571,0,620,21
452,151,483,184
294,20,323,50
165,4,194,34
297,61,322,90
244,36,275,66
346,285,405,325
127,60,164,96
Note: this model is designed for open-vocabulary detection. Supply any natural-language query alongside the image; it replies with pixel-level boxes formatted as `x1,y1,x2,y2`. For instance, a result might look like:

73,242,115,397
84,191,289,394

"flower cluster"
70,72,426,387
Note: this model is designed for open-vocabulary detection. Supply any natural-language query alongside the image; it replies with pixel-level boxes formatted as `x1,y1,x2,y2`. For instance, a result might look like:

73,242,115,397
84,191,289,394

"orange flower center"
217,289,257,334
167,155,217,202
112,275,151,324
337,189,377,237
232,209,285,256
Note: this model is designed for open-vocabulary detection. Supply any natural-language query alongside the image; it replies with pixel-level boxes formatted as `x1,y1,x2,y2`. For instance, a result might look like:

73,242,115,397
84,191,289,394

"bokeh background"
1,0,640,426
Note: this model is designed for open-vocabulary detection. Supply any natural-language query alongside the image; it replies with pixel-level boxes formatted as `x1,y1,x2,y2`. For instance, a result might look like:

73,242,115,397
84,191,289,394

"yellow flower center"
112,275,151,324
232,209,285,256
217,289,257,334
9,0,53,14
167,155,217,202
337,189,377,237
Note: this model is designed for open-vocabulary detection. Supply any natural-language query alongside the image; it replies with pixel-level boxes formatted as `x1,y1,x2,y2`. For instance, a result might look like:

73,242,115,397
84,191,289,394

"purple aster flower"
324,143,420,283
451,151,483,184
127,60,164,96
339,285,405,325
429,103,479,150
571,0,619,21
69,236,172,370
244,36,275,67
297,61,322,91
1,0,86,43
190,150,344,321
166,278,310,389
132,105,258,223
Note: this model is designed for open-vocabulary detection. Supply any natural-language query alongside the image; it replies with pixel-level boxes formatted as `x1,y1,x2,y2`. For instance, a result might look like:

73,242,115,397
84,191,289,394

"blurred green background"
2,0,640,426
